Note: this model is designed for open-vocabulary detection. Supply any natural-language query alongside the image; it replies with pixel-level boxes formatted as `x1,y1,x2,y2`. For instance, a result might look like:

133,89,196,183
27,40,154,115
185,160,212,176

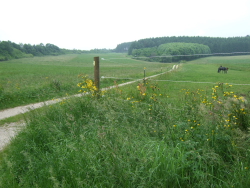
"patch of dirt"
0,122,25,151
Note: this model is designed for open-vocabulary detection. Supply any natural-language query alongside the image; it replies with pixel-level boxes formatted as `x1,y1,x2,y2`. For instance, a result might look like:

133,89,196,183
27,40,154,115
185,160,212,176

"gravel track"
0,68,176,151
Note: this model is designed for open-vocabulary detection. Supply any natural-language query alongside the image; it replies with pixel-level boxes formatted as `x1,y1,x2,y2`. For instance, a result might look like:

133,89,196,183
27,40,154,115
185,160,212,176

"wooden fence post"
143,67,146,84
94,56,100,93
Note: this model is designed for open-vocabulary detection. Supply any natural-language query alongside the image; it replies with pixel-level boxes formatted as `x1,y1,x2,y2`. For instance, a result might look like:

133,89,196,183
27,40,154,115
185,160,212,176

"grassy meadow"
153,55,250,96
0,53,170,110
0,54,250,187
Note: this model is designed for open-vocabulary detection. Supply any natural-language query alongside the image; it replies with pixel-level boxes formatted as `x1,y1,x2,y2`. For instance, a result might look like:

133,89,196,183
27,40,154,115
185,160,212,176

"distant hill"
0,41,115,61
114,36,250,55
0,41,64,61
114,42,132,53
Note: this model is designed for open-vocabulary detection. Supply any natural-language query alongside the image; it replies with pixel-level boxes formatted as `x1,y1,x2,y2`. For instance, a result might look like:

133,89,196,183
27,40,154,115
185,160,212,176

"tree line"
0,41,113,61
130,36,250,55
2,36,249,62
114,36,250,55
114,42,133,53
132,43,211,62
0,41,66,61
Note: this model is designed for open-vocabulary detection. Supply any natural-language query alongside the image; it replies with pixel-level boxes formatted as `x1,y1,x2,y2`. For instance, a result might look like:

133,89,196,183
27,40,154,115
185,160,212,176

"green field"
0,54,250,187
0,53,171,110
152,55,250,97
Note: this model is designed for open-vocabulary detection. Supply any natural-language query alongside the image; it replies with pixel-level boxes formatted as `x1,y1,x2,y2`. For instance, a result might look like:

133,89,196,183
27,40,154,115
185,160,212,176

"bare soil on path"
0,122,25,150
0,95,84,151
0,69,175,151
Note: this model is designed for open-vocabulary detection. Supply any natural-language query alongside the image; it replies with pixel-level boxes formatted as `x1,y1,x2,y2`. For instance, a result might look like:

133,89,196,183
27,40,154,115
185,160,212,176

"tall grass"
0,74,249,187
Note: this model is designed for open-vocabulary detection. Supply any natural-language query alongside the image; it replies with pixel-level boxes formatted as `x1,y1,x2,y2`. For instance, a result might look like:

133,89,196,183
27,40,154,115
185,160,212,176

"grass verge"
0,76,249,187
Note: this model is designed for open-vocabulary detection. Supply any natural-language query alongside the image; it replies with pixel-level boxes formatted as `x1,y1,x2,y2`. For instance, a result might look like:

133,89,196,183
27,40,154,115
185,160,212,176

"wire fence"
105,52,250,60
101,52,250,86
153,80,250,86
132,52,250,59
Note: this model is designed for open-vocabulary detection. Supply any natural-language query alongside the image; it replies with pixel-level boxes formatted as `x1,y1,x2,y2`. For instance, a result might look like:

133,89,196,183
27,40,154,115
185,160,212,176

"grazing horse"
218,66,228,73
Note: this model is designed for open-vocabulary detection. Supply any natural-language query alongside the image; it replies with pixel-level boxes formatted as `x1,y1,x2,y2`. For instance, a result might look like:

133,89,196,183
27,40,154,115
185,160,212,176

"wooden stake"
94,56,100,92
143,67,146,84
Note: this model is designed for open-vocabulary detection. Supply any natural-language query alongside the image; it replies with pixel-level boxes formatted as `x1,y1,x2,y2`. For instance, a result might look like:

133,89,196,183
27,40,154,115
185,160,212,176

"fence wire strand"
105,52,250,60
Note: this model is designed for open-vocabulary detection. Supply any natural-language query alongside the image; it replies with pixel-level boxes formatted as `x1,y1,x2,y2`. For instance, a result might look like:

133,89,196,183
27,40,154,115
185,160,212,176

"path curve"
0,122,25,150
0,68,176,151
0,69,174,121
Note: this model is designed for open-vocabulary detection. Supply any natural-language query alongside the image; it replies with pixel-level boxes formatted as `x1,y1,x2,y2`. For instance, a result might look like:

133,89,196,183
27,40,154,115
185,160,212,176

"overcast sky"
1,0,250,50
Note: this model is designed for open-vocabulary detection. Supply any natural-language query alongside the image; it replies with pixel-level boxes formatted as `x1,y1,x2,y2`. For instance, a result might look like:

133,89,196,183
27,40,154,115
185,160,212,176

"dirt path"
0,95,84,151
0,68,174,120
0,68,176,151
0,95,82,121
0,122,26,150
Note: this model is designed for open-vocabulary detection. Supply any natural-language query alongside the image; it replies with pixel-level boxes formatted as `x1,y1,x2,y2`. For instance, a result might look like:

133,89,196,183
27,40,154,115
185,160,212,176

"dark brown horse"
218,66,228,73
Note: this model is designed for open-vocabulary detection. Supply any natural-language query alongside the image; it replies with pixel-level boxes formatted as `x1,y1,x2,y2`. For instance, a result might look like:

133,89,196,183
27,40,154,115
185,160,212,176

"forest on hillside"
2,36,250,62
0,41,113,61
114,36,250,55
0,41,64,61
131,42,212,62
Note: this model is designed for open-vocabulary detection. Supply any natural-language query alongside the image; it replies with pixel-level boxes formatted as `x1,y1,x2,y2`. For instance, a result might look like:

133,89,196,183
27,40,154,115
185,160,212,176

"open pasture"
155,55,250,83
152,55,250,97
0,53,171,110
0,55,250,187
0,53,249,111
